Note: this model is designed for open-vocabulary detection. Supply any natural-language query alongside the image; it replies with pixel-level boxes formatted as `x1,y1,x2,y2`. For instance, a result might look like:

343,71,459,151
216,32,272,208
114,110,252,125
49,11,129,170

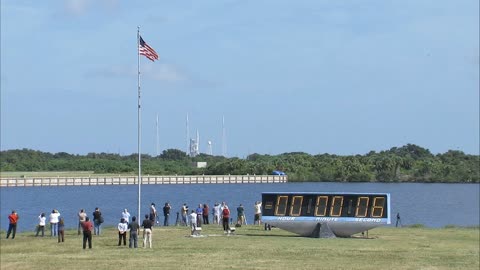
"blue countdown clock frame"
261,192,391,238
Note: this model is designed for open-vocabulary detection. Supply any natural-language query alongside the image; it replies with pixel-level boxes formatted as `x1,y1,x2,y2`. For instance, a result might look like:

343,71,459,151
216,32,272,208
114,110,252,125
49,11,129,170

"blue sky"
1,0,479,157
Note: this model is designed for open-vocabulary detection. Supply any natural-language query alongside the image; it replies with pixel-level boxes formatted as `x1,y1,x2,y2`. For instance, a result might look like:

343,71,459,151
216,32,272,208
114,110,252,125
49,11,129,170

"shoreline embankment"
0,175,288,187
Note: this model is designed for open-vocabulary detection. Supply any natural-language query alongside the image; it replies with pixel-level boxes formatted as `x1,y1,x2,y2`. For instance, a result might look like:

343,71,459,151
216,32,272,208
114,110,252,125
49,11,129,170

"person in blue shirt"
237,204,245,225
196,204,203,227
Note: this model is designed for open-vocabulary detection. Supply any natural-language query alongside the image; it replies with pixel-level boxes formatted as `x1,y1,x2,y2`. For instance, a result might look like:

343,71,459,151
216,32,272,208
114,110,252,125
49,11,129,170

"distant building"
192,162,207,168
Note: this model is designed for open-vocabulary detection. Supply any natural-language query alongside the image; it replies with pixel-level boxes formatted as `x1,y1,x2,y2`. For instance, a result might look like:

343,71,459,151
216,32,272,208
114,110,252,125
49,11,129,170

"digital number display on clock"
263,193,388,218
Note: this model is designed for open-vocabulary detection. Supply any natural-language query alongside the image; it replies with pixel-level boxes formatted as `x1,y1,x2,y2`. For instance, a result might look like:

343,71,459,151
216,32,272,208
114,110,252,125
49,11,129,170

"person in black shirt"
92,207,103,235
396,213,402,227
128,216,140,248
163,202,171,226
142,214,153,248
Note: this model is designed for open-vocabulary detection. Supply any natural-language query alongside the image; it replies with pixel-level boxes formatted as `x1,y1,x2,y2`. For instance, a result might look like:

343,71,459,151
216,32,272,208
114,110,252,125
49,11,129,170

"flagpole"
137,26,142,222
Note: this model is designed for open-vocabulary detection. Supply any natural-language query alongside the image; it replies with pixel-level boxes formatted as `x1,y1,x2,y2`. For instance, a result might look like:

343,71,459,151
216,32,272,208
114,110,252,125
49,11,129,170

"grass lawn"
0,225,478,270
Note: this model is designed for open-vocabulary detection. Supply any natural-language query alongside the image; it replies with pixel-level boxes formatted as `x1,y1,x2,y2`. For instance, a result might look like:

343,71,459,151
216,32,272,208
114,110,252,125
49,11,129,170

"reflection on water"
1,182,478,232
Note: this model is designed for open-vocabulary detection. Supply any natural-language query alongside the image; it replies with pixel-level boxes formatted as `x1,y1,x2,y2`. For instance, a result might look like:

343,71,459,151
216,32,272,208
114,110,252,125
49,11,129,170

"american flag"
139,36,159,62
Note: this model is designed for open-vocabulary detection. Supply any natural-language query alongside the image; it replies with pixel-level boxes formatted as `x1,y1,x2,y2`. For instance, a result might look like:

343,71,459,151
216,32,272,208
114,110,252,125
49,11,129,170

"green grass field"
0,225,478,270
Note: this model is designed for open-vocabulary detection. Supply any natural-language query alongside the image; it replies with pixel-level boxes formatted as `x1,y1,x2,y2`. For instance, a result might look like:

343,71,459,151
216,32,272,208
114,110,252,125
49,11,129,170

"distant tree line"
0,144,478,183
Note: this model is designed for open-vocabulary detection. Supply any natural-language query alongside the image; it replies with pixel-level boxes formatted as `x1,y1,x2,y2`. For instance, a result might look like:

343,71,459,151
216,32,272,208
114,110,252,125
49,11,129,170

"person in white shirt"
213,203,221,225
254,201,262,225
117,218,128,246
122,209,131,224
35,213,46,237
181,203,189,226
149,203,157,224
220,202,226,224
189,210,197,235
49,209,61,236
78,209,87,235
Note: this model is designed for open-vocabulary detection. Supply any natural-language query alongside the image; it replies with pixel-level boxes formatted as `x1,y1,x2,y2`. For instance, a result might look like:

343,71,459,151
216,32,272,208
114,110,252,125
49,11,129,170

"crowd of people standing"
5,200,263,248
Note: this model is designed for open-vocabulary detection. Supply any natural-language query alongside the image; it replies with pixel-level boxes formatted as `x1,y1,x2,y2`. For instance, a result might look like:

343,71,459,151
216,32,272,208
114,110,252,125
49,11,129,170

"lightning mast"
155,114,159,156
207,141,213,155
186,113,190,155
196,130,200,155
222,115,227,157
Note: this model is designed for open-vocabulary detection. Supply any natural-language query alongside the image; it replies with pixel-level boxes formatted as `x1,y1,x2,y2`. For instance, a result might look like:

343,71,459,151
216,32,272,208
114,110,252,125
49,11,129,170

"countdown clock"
261,192,391,237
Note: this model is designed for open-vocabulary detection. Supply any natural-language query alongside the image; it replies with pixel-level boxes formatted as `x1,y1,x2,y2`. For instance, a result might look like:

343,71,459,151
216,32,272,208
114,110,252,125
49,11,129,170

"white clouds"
145,64,187,83
2,0,479,156
90,63,188,83
64,0,119,16
65,0,89,15
90,65,136,78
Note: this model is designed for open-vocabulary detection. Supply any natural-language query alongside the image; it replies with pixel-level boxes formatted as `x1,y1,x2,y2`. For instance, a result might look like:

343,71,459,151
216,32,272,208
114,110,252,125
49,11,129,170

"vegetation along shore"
1,144,478,183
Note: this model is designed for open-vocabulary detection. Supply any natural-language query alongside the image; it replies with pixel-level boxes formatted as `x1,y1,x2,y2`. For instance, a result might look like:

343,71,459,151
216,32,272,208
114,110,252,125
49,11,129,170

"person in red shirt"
202,204,210,225
222,205,230,232
6,210,19,239
81,217,93,249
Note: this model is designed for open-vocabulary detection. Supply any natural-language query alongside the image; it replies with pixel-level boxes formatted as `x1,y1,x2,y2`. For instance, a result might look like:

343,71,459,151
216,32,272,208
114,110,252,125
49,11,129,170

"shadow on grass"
239,232,378,239
239,233,304,238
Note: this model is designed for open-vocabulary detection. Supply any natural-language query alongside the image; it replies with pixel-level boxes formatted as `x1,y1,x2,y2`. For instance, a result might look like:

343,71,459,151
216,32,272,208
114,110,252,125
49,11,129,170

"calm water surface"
1,182,478,232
